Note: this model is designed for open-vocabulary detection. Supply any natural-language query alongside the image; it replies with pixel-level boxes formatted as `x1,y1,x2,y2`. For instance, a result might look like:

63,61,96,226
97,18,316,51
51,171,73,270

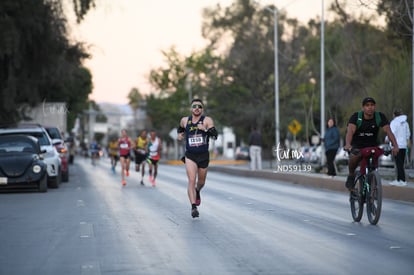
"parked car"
44,126,69,182
335,147,349,166
235,146,250,160
298,145,322,164
64,135,76,164
0,135,48,192
379,144,394,168
0,125,61,188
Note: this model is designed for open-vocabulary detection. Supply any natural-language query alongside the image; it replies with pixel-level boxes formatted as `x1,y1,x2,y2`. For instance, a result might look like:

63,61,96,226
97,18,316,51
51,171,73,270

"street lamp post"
265,6,280,149
320,0,325,140
320,0,326,166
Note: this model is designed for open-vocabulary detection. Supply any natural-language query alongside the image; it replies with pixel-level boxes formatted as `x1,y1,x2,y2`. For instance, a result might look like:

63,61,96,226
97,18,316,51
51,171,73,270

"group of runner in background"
107,129,162,187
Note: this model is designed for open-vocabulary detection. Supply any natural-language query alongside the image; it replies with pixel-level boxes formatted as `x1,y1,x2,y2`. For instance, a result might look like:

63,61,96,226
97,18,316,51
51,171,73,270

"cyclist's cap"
362,97,376,106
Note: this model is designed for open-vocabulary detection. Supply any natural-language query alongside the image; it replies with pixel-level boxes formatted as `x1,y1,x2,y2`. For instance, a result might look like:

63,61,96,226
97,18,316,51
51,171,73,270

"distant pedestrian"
248,126,262,170
324,118,340,177
388,108,411,186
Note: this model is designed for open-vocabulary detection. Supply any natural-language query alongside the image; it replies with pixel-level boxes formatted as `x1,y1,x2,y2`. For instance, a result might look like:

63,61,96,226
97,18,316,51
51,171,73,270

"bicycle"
348,146,390,225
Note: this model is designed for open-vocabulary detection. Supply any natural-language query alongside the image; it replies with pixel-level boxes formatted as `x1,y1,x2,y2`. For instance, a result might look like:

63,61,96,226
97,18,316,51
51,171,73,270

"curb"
207,166,414,203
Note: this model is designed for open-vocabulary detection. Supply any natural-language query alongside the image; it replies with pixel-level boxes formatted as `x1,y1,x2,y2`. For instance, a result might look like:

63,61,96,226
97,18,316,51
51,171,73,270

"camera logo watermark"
273,143,312,173
42,99,69,116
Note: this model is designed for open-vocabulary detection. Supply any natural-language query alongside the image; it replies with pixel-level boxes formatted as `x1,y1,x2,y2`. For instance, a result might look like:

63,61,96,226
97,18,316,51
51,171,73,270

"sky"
69,0,373,105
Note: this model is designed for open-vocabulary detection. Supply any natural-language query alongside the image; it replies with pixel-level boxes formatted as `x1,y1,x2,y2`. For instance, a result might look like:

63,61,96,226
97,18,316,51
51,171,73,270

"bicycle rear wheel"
350,175,364,222
367,171,382,225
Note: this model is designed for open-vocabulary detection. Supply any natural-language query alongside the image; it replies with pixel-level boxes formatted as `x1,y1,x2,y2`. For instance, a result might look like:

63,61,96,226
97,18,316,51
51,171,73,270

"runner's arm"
177,117,187,141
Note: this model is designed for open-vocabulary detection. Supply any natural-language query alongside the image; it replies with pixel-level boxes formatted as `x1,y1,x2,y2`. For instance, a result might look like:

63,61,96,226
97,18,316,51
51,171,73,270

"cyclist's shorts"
185,151,209,169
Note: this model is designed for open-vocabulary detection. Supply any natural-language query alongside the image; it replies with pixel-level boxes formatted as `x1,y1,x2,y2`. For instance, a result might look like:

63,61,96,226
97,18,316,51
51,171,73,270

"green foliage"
146,0,412,151
0,0,93,130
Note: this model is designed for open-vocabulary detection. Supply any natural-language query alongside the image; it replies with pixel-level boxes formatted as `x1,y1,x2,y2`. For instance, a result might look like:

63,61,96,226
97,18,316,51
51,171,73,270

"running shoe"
140,180,144,186
195,189,201,206
122,180,126,186
191,207,199,218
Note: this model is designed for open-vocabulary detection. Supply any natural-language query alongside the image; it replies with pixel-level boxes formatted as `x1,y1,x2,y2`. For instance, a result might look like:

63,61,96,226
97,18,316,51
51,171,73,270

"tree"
144,0,411,154
0,0,92,129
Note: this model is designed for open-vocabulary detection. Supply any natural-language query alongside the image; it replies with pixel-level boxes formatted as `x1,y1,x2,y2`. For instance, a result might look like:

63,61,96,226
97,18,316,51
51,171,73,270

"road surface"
1,157,413,274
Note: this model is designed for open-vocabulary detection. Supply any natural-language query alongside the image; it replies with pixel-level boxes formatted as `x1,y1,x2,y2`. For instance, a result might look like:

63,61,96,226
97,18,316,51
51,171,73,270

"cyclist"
344,97,399,191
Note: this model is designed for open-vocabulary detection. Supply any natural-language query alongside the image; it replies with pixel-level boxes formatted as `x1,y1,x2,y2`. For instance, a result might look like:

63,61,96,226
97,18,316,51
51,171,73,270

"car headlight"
33,165,42,174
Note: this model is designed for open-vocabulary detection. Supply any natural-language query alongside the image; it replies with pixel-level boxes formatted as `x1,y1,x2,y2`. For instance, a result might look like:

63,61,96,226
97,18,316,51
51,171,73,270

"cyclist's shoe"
345,175,355,190
191,207,199,218
195,189,201,206
122,180,126,186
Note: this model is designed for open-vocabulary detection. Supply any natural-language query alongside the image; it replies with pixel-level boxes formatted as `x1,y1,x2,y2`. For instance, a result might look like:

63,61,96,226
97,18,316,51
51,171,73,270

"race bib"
188,134,204,147
120,143,129,149
149,151,158,157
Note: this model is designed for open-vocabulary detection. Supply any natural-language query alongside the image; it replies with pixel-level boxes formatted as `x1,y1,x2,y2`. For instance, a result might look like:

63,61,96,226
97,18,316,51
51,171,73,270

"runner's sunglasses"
192,104,203,109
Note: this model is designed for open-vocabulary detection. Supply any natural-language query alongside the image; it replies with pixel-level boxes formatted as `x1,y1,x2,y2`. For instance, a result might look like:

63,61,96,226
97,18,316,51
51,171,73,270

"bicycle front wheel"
366,171,382,225
350,176,364,222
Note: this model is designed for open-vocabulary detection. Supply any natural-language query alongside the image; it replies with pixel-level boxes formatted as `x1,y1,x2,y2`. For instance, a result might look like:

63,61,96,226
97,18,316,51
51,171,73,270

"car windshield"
0,131,50,146
0,140,35,154
46,127,62,140
28,132,50,146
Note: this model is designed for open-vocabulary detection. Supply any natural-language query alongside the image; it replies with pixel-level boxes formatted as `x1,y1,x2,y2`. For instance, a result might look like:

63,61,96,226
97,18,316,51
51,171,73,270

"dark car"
235,146,250,160
44,126,69,182
0,124,62,188
0,135,48,192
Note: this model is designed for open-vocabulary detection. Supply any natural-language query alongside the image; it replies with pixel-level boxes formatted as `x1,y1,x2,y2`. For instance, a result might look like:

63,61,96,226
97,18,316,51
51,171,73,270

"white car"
379,144,394,168
0,125,62,188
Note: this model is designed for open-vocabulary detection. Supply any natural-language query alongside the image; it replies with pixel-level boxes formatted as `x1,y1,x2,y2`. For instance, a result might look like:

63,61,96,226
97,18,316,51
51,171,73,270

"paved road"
0,157,413,274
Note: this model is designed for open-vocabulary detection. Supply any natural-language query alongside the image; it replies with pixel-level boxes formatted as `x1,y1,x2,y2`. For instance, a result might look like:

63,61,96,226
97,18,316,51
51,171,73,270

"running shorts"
120,153,131,159
185,151,209,169
134,150,147,164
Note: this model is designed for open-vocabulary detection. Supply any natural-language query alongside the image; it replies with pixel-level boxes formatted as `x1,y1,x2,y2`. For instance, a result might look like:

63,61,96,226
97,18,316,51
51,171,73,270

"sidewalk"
166,159,414,203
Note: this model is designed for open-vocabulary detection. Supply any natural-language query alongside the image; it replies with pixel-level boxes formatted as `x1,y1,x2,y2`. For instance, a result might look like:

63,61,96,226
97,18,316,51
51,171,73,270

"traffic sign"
288,119,302,135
